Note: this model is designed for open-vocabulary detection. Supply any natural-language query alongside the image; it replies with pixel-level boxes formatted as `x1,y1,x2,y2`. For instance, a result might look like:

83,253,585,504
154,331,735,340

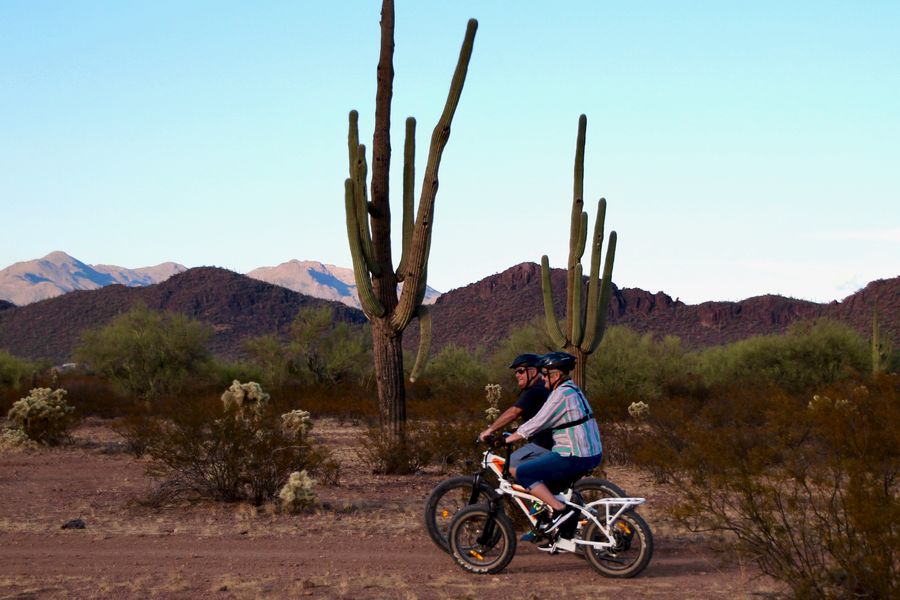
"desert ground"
0,418,782,599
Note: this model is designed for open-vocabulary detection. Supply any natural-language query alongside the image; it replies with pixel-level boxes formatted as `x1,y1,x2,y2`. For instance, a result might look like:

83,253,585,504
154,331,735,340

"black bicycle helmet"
539,351,577,373
508,353,542,369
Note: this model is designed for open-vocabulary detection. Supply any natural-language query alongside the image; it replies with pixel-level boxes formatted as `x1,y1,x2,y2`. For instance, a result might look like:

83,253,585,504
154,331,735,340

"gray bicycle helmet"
539,351,577,373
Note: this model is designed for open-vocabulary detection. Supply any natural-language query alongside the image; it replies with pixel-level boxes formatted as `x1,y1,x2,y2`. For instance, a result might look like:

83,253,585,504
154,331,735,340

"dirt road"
0,420,779,599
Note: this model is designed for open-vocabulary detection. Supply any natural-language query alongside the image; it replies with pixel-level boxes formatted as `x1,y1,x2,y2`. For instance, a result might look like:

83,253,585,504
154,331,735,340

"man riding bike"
478,353,553,468
500,351,603,540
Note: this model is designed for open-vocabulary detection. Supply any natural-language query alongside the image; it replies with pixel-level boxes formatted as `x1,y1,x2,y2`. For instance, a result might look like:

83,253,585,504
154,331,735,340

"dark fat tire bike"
424,474,627,553
447,503,517,574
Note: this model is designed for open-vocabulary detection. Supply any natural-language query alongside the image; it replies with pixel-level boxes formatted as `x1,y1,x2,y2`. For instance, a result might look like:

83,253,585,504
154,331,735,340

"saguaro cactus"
344,0,477,441
541,115,617,390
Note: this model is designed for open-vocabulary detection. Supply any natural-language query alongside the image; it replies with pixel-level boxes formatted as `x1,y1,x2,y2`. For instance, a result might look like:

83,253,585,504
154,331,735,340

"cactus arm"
348,110,360,176
395,19,477,327
541,255,567,347
585,231,616,353
573,114,586,208
344,179,385,318
572,262,584,346
408,305,432,382
352,144,382,276
396,116,416,282
576,211,588,263
582,198,607,348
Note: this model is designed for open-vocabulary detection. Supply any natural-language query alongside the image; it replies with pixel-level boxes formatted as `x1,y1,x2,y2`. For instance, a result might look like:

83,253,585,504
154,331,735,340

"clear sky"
2,1,897,304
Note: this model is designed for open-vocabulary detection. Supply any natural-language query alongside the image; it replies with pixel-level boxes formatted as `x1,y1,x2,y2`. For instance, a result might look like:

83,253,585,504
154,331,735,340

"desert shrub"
357,426,430,475
6,387,77,445
695,319,869,394
633,377,899,599
290,307,373,386
420,343,490,395
75,305,212,401
585,327,696,416
242,334,291,388
133,381,335,505
0,350,35,391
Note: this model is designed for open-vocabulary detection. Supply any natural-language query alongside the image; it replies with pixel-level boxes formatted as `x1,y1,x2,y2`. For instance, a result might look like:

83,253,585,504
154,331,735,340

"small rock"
61,518,86,530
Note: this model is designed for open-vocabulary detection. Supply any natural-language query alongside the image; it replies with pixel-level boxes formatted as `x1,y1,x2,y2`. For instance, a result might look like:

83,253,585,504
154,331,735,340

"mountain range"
0,252,440,311
246,259,440,310
0,252,186,306
402,262,899,352
0,261,896,365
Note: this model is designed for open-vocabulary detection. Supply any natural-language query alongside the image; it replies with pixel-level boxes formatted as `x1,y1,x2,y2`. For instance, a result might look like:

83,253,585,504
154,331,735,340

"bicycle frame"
480,447,646,552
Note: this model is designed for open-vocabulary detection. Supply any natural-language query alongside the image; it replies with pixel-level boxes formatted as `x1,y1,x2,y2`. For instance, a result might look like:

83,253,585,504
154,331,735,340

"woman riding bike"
498,351,602,540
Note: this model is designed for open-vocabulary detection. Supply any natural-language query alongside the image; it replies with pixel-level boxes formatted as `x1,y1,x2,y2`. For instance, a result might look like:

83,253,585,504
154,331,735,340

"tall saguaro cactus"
541,115,618,390
344,0,477,441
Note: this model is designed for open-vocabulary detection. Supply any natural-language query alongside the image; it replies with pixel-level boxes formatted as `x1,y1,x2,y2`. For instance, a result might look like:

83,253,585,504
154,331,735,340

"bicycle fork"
475,496,503,547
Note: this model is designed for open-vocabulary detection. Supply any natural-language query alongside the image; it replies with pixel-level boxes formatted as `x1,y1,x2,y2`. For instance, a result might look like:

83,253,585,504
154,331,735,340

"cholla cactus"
484,383,502,423
221,380,270,419
0,427,39,451
7,387,75,445
281,409,312,439
627,401,650,421
808,394,851,411
278,470,316,513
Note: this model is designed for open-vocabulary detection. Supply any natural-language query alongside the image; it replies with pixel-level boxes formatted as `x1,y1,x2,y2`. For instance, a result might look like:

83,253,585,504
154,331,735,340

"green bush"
420,343,490,395
289,307,373,386
242,334,291,388
75,305,212,401
6,387,77,445
0,350,35,391
127,381,335,505
695,319,869,394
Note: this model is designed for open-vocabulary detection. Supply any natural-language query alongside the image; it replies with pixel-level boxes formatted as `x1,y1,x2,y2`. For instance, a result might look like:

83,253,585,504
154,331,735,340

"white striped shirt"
515,380,603,457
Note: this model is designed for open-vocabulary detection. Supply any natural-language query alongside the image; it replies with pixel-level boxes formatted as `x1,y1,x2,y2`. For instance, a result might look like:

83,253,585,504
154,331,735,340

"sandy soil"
0,419,782,599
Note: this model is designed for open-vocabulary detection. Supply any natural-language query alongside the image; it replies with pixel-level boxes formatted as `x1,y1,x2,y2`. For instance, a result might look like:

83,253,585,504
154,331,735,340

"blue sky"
2,1,897,303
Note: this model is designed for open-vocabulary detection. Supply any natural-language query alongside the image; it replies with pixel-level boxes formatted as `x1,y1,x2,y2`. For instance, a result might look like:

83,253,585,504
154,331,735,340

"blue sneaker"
520,531,537,542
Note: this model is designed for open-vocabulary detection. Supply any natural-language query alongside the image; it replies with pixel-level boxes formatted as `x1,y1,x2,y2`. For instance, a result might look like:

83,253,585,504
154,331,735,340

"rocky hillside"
0,267,365,363
404,263,899,353
1,261,895,365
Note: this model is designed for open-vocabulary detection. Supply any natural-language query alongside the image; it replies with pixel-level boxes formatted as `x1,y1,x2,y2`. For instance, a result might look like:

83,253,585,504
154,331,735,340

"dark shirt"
514,384,554,449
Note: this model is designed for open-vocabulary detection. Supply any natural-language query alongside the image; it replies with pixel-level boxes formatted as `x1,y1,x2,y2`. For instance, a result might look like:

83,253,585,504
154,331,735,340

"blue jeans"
514,451,602,490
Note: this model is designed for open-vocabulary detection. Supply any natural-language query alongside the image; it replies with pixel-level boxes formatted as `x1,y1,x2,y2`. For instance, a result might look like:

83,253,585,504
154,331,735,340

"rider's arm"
478,405,523,441
515,388,565,441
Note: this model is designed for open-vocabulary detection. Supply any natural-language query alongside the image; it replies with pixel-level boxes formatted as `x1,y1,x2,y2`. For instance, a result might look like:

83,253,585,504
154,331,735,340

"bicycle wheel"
424,475,497,553
582,510,653,578
448,504,517,575
573,477,626,503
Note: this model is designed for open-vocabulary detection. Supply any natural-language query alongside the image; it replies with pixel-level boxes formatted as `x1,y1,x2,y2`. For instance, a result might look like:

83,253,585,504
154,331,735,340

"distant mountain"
402,262,900,354
247,259,441,310
0,267,365,363
0,253,440,310
0,259,895,365
0,251,186,305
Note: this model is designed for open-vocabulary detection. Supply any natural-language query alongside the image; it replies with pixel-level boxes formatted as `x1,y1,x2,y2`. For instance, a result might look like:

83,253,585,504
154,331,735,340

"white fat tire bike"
445,444,653,577
424,472,626,554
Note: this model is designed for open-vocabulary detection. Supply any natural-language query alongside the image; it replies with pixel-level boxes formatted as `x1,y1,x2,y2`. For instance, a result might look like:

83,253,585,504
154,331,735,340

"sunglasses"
514,368,528,375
